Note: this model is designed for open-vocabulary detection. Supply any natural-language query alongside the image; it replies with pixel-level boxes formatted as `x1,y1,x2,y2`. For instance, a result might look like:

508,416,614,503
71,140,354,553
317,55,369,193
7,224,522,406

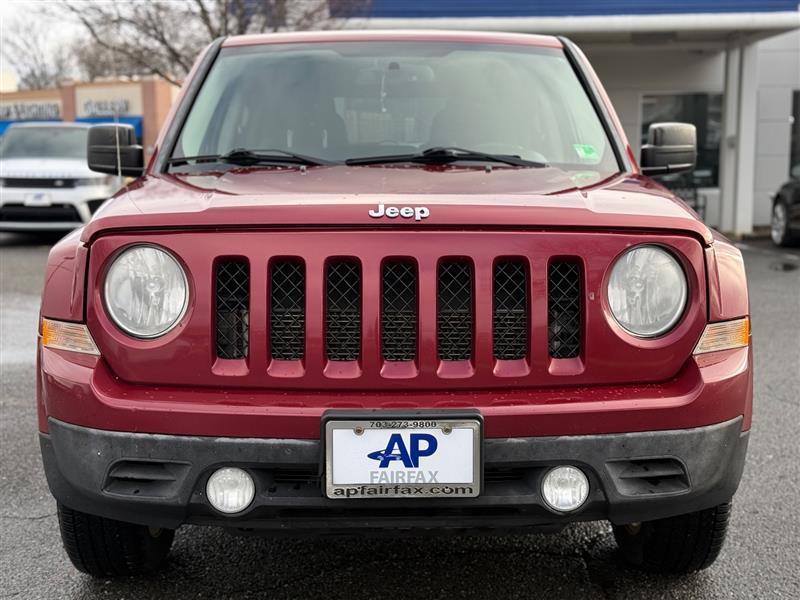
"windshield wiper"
345,146,546,168
168,148,335,168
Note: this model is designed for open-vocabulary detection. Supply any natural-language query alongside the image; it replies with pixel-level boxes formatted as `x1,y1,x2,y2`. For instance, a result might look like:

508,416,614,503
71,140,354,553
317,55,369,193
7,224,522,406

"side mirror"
640,122,697,176
87,124,144,177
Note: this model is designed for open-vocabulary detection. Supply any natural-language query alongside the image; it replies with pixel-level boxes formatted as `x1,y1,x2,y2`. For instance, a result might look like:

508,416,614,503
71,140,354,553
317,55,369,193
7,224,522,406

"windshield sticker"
573,144,599,162
571,171,601,185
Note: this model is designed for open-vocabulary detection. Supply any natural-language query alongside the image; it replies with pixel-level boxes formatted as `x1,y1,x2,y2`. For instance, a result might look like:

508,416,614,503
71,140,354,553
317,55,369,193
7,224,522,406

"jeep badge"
369,203,430,221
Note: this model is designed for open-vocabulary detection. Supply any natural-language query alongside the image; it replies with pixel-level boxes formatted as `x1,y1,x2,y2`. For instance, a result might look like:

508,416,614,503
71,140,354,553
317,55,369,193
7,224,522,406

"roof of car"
222,29,563,49
6,122,91,130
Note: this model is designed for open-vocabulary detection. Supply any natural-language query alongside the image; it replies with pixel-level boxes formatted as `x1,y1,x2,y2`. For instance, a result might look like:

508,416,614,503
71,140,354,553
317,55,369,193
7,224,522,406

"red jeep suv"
38,31,751,578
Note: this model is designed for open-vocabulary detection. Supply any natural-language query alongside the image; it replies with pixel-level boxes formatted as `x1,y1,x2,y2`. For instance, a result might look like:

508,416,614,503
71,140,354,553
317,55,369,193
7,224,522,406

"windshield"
0,126,89,160
174,42,619,179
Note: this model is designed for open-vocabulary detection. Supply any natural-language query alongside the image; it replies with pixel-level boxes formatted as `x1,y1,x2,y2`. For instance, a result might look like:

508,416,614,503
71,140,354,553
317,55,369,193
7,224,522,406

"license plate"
324,418,481,499
23,193,52,207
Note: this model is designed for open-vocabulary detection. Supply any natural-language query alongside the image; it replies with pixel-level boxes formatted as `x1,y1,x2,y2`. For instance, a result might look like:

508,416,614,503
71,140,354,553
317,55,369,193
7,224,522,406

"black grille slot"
484,467,528,483
493,260,528,360
271,468,320,485
606,458,690,496
2,177,76,188
0,204,82,222
325,260,361,361
548,261,582,358
215,261,249,359
437,261,473,361
270,260,305,360
104,460,190,498
382,261,417,361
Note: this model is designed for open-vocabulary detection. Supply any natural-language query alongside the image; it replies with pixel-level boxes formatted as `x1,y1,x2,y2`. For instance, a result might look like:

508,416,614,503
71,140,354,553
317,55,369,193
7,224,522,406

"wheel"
57,503,175,577
612,502,731,574
771,200,799,247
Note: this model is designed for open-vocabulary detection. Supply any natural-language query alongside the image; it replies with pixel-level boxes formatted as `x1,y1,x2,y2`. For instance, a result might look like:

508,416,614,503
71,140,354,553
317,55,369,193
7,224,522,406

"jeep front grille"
437,261,473,361
203,237,591,385
381,261,417,361
325,260,361,361
548,261,582,359
270,260,305,360
215,260,249,359
493,260,528,360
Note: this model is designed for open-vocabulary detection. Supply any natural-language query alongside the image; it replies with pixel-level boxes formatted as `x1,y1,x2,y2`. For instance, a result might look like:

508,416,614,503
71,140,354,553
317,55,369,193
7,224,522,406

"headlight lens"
104,245,188,338
607,245,687,338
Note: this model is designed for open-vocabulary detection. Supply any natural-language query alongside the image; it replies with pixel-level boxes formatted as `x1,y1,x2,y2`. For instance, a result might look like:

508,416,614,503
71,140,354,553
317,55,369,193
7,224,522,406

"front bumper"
0,185,112,229
41,416,748,533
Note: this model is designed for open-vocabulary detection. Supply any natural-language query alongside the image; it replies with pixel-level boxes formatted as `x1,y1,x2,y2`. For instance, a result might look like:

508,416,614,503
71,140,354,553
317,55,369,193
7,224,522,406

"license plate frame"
323,410,482,500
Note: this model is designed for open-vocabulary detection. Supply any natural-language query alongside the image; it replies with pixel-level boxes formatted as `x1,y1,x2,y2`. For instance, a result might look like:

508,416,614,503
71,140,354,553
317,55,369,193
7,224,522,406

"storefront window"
641,93,722,187
790,90,799,178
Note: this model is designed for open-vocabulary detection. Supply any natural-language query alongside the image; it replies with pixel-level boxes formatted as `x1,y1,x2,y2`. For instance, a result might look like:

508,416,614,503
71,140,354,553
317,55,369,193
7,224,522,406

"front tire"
771,200,798,247
613,502,731,574
57,503,175,577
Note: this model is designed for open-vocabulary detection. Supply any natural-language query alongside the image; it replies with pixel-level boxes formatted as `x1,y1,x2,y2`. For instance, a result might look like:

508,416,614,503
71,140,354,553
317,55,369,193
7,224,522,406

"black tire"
771,200,799,247
613,502,731,574
57,503,175,577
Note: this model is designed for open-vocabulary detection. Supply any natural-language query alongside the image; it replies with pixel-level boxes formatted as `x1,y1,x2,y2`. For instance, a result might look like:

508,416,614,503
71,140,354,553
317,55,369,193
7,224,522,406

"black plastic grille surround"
382,261,417,361
437,261,473,361
548,261,582,359
270,260,305,360
215,261,249,359
493,260,528,360
325,260,361,361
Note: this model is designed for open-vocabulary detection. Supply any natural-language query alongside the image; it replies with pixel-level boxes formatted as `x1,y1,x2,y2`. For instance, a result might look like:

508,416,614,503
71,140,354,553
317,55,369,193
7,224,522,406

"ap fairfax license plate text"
325,419,481,499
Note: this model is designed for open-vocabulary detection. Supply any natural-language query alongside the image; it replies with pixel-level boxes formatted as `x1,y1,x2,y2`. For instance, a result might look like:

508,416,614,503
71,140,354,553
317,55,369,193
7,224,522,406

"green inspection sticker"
574,143,599,161
571,171,600,185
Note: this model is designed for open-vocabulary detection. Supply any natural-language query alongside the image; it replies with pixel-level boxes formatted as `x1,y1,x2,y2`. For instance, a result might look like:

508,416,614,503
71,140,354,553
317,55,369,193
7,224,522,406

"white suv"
0,122,121,231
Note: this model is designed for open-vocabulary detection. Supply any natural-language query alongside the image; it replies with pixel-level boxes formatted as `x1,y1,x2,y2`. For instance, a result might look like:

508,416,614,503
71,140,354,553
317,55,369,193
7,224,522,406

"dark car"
771,164,800,246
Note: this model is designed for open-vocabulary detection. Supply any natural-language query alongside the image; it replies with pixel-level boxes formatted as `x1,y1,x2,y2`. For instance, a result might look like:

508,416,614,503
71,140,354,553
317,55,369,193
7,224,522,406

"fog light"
541,466,589,512
206,467,255,514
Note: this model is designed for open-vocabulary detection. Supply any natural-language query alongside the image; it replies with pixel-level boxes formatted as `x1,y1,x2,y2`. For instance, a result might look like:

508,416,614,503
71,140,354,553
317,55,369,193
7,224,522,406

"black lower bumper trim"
40,416,748,532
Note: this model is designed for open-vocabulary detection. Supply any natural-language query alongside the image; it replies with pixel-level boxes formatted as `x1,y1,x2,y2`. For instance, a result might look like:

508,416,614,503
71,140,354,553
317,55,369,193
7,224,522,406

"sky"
0,1,82,86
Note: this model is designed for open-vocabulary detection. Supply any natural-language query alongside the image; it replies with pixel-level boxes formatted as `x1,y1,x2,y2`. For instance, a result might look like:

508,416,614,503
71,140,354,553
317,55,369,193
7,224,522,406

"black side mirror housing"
640,122,697,176
87,124,145,177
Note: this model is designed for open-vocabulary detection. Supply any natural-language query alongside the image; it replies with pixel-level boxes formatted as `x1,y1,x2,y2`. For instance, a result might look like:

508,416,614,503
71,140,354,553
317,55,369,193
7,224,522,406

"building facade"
348,0,800,235
0,78,179,156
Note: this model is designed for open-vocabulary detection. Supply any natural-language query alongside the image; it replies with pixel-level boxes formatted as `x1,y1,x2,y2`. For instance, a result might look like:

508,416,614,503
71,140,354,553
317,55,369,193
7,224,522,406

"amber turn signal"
693,317,750,355
41,318,100,355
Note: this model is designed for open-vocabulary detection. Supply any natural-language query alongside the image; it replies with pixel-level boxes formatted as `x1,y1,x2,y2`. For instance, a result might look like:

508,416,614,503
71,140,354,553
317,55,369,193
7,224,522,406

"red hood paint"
83,166,712,244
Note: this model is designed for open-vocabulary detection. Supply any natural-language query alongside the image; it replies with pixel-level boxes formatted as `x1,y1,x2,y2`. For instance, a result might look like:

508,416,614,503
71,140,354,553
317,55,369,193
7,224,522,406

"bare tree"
70,39,150,82
57,0,371,86
1,17,73,89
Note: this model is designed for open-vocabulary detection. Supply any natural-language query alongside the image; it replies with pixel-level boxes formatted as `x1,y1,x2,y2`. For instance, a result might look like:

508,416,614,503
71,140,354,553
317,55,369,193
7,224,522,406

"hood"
0,157,99,179
82,165,712,244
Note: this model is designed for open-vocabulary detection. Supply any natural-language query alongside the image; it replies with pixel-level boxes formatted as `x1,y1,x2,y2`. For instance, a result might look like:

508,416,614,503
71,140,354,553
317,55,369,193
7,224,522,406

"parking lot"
1,233,798,599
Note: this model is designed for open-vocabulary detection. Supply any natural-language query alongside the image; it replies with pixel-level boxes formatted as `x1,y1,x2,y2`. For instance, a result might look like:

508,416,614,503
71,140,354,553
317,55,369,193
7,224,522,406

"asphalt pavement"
1,233,798,599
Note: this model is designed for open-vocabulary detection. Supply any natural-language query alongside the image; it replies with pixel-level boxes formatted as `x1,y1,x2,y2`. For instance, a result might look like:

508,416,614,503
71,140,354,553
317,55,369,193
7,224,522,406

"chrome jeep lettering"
368,204,430,221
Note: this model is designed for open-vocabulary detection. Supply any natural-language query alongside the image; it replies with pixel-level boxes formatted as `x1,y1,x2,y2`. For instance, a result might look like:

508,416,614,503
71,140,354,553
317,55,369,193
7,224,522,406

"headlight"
607,245,687,338
104,245,188,338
